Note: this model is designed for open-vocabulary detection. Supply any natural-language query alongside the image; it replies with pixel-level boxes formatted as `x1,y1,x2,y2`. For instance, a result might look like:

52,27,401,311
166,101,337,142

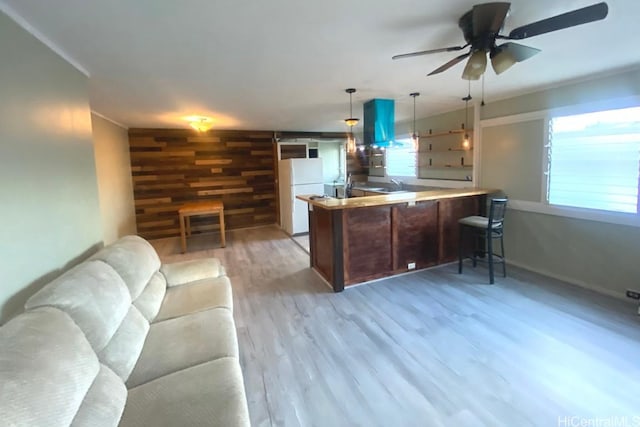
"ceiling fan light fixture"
490,49,516,75
462,50,487,80
345,118,359,127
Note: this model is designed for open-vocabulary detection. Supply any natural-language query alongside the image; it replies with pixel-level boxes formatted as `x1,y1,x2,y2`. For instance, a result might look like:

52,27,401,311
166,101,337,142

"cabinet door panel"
392,201,439,270
344,206,392,283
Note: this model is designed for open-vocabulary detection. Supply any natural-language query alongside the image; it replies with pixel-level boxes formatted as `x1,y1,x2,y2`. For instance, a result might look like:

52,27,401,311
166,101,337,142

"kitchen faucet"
390,178,403,190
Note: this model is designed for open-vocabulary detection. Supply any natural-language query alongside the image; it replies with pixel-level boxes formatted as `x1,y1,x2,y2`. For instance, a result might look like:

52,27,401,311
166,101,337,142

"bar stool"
458,198,508,284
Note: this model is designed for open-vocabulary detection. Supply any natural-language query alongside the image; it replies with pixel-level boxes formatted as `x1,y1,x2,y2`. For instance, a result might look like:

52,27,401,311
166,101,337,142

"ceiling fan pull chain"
481,73,485,106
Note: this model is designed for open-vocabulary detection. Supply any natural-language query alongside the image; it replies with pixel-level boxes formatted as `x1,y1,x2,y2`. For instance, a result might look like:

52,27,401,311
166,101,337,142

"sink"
372,188,409,194
352,186,384,191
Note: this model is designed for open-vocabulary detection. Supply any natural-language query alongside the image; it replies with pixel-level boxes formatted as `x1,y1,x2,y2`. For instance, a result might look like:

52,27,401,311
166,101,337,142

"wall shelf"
419,129,470,138
419,165,473,169
422,148,473,153
417,128,474,180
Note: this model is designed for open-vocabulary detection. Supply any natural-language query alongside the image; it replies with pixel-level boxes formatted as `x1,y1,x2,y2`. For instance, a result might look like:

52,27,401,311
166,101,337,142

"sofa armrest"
160,258,225,287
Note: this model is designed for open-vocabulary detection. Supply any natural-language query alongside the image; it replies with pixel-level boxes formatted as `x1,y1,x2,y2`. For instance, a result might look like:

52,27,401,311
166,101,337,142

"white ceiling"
2,0,639,131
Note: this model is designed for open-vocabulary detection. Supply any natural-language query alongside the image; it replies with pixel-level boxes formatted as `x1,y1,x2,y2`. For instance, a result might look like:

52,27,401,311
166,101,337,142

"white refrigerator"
278,158,324,235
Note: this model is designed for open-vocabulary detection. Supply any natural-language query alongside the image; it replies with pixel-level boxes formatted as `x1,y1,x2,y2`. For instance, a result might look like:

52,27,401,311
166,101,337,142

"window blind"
547,106,640,214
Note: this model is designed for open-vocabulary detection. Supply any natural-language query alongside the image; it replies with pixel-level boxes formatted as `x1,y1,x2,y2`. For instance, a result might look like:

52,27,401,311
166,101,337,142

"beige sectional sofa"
0,235,250,427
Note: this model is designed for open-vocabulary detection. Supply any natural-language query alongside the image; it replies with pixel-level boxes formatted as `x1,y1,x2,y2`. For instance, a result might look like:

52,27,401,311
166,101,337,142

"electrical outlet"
626,290,640,300
408,262,416,270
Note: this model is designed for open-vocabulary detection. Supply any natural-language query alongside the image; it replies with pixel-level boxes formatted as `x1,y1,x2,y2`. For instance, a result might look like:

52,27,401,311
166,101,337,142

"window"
385,138,417,177
546,106,640,214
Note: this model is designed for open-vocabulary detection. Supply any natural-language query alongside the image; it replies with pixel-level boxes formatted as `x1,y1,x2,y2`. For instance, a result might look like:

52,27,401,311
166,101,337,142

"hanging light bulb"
410,92,420,152
347,133,356,154
344,88,359,154
462,80,472,150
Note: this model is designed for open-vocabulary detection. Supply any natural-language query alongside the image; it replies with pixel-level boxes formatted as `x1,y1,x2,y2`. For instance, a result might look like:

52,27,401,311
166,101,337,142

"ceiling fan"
392,2,609,80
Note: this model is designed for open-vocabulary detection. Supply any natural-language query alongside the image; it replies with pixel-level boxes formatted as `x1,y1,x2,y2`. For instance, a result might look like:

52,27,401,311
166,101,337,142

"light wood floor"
151,225,640,427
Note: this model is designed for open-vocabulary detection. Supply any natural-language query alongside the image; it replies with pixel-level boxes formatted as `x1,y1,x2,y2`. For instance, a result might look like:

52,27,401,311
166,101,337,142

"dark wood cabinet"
303,190,489,291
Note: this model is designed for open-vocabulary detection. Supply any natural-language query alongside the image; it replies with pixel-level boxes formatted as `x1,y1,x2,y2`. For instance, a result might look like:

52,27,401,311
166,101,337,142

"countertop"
297,188,496,210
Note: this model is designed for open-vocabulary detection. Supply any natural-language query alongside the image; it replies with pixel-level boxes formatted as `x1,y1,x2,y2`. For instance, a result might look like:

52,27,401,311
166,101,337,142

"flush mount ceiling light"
410,92,420,151
344,88,359,127
186,116,214,132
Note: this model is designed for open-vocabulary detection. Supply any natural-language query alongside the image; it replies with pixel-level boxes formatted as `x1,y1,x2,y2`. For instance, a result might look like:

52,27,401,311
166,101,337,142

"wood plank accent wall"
129,129,276,239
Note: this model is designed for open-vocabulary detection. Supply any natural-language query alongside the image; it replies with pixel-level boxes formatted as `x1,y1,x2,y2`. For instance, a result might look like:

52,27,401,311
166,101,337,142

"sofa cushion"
25,260,131,352
126,308,239,388
97,306,149,381
155,276,233,322
133,271,166,322
0,307,103,427
120,357,250,427
160,258,225,287
90,235,161,300
71,364,127,427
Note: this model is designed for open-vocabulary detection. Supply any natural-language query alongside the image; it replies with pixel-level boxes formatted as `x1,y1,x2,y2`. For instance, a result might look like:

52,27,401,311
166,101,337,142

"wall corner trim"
0,1,90,77
91,110,128,130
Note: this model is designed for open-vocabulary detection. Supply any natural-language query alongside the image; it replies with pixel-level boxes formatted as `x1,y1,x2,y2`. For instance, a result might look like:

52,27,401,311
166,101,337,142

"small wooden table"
178,200,226,253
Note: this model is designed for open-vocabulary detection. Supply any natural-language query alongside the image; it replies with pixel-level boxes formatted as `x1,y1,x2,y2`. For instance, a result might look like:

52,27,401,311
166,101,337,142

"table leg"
219,209,226,247
186,216,191,237
179,213,187,253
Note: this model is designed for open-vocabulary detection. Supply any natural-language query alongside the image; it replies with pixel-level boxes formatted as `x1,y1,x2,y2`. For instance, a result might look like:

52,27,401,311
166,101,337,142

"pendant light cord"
413,96,416,137
349,91,353,118
465,80,470,131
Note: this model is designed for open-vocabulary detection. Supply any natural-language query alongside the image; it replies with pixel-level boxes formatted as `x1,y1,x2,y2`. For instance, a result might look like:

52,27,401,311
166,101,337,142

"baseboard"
506,260,627,302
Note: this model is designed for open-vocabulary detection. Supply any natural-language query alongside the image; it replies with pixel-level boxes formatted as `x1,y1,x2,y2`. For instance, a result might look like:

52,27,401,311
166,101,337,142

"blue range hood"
363,99,395,148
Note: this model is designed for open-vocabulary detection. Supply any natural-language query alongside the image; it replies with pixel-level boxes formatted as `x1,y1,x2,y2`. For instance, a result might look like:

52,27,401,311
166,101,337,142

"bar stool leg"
501,233,506,277
219,208,226,247
458,224,464,274
488,231,495,284
472,230,478,268
179,213,187,254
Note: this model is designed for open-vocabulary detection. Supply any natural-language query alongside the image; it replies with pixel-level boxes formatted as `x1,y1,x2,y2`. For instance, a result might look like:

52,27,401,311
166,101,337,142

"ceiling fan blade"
392,45,467,60
472,2,511,36
490,42,541,74
427,52,471,76
462,51,488,80
508,2,608,40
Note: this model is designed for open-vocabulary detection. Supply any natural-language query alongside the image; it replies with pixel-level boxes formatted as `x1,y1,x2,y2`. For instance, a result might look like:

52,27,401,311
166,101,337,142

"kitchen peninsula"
298,188,495,292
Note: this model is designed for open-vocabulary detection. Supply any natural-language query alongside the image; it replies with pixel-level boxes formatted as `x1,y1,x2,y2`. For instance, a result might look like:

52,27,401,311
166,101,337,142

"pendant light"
344,88,359,127
410,92,420,152
462,81,471,150
344,88,359,154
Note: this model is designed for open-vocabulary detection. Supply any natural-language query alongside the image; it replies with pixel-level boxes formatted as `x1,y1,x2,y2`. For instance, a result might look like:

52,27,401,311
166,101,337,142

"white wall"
478,67,640,299
0,10,103,323
92,113,136,243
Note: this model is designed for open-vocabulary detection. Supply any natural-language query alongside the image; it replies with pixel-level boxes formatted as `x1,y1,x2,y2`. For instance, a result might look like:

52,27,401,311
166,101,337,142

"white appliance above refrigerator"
278,158,324,235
